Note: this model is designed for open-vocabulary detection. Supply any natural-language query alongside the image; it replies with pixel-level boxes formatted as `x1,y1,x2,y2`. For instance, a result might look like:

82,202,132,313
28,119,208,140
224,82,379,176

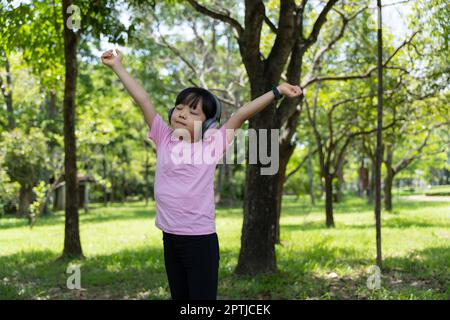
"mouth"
175,120,186,126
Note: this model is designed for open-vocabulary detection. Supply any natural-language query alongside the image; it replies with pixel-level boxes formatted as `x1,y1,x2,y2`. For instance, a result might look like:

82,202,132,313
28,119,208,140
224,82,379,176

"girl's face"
171,101,207,142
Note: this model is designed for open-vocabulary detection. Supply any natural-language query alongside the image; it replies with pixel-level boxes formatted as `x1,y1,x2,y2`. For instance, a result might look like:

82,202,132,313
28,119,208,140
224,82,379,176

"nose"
178,107,187,119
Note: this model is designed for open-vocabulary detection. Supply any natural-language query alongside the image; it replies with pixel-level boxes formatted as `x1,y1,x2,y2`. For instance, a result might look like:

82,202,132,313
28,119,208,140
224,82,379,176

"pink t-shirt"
147,113,234,235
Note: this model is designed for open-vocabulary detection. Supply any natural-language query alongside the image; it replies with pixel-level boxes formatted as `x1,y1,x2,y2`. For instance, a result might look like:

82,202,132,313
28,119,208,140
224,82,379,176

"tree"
185,0,345,275
59,0,128,258
0,0,128,258
375,0,383,268
0,128,49,220
60,0,83,258
382,101,448,211
292,5,416,228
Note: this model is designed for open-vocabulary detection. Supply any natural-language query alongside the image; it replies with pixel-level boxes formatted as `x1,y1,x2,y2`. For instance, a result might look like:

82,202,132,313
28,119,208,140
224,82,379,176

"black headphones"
168,91,222,140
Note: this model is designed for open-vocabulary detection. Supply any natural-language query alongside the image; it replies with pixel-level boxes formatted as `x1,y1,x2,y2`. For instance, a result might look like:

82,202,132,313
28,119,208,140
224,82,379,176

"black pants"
162,231,220,300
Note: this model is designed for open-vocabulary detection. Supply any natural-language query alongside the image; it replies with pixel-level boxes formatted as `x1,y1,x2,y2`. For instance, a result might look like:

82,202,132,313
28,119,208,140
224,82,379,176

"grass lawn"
0,196,449,300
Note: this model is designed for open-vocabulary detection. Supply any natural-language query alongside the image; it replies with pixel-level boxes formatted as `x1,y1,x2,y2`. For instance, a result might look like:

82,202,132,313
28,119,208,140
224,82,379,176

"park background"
0,0,449,299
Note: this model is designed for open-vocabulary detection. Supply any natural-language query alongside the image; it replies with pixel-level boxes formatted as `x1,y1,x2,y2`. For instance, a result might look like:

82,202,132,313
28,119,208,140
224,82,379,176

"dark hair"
175,87,218,121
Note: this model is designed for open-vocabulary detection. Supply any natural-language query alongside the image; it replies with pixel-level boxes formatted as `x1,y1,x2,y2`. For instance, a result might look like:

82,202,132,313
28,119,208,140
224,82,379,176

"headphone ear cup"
168,107,174,125
202,118,217,139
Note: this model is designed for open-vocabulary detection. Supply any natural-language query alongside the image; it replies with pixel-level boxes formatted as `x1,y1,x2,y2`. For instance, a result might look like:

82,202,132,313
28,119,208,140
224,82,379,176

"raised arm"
223,83,303,132
101,48,157,128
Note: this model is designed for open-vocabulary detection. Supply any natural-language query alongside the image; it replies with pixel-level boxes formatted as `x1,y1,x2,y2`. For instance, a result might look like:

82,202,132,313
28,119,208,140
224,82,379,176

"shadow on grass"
384,246,450,276
1,242,447,300
0,197,447,299
223,244,449,299
381,246,450,299
0,246,167,300
0,245,357,300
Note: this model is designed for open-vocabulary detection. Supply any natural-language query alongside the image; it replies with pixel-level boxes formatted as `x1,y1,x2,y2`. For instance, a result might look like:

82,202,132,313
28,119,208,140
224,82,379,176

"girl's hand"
277,83,303,98
101,48,123,69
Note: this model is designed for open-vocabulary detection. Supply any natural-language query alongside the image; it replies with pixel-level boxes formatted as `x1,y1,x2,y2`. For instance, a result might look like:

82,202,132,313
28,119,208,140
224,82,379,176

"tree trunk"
275,157,286,245
368,160,375,205
308,144,315,205
358,158,369,198
275,140,295,244
375,0,383,268
324,174,335,228
383,144,394,211
384,168,395,212
236,101,281,275
335,155,345,203
235,163,279,275
18,185,33,218
61,0,83,259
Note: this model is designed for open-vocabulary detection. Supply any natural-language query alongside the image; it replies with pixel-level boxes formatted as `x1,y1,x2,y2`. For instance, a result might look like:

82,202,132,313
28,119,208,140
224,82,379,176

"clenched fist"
101,48,123,69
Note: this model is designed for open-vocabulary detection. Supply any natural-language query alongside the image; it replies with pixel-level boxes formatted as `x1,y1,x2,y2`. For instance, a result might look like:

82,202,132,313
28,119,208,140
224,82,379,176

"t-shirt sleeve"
147,113,172,149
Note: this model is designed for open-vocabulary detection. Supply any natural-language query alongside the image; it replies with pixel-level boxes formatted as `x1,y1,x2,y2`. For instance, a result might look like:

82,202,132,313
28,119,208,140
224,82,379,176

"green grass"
397,185,450,196
424,185,450,196
0,196,449,300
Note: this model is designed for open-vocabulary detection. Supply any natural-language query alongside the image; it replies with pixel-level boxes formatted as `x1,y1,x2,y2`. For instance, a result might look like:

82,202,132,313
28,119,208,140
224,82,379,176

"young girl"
101,48,302,300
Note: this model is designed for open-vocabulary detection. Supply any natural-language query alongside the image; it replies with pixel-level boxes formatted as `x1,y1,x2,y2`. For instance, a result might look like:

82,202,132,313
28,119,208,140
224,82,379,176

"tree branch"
393,122,448,173
334,119,400,175
304,94,325,170
278,4,366,126
285,147,318,182
264,14,278,33
186,0,244,38
302,31,420,88
305,0,339,46
265,0,297,81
